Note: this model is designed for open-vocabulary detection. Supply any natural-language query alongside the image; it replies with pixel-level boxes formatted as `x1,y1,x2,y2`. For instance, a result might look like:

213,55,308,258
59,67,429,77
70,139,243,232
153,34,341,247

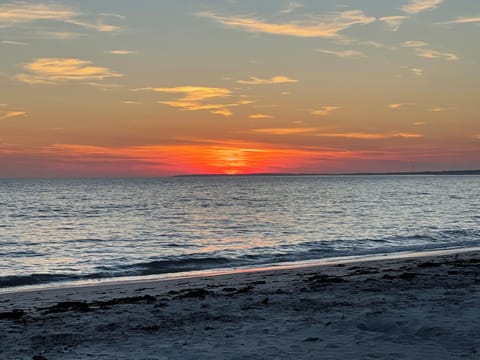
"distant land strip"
174,170,480,177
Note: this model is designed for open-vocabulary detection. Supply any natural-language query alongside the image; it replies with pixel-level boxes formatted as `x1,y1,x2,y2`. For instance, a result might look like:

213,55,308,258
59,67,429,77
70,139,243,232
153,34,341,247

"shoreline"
2,245,480,295
1,248,480,359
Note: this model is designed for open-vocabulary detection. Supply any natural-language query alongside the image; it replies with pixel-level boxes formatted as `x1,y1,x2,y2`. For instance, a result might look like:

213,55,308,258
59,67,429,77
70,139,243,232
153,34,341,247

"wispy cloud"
413,121,426,126
379,16,408,31
430,106,450,112
392,133,424,139
388,103,415,109
104,50,136,55
402,40,429,48
0,110,26,120
311,106,340,116
38,31,84,40
317,49,366,59
86,82,123,90
415,48,459,61
278,2,303,15
132,86,250,117
410,67,424,76
99,13,125,20
316,132,423,139
402,0,444,14
401,41,459,62
15,58,123,85
359,41,396,50
121,101,142,105
250,114,273,119
64,19,121,32
441,16,480,24
237,76,298,85
0,104,26,120
1,40,28,46
0,2,75,27
196,10,375,38
252,127,318,135
135,86,231,102
211,108,233,117
0,2,122,32
388,103,402,109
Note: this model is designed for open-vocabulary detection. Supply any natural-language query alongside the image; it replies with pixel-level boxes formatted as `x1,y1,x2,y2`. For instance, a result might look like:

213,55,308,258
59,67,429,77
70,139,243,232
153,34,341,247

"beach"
1,249,479,359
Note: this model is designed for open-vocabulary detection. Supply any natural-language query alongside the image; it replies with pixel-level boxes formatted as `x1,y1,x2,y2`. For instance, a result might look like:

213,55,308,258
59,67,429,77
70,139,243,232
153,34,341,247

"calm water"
1,175,479,288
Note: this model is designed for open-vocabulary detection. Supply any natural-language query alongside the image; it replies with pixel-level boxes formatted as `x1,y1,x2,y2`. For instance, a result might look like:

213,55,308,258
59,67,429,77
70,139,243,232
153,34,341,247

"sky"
0,0,479,177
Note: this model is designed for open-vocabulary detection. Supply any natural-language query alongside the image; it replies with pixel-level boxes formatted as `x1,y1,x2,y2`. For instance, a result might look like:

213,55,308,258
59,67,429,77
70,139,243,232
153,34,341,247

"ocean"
1,175,479,289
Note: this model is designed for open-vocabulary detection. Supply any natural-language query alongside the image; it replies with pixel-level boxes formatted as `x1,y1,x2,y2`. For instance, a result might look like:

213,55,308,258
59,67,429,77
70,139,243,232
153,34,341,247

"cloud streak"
430,107,450,112
388,103,415,109
402,40,429,48
251,127,423,139
38,31,84,40
278,2,303,15
15,58,123,84
133,86,251,117
402,0,444,14
410,68,424,76
197,10,375,38
0,104,26,120
65,19,121,32
401,41,459,62
250,114,272,119
252,128,318,135
0,2,122,32
237,76,298,85
317,49,366,59
121,101,142,105
441,16,480,24
415,48,459,61
137,86,231,102
104,50,136,55
379,16,408,31
0,2,75,27
1,40,28,46
316,132,423,139
311,106,340,116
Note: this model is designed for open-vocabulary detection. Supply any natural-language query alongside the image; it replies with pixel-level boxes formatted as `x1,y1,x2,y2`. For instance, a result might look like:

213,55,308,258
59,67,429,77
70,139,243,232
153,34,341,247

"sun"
183,145,279,175
180,144,314,175
210,147,249,174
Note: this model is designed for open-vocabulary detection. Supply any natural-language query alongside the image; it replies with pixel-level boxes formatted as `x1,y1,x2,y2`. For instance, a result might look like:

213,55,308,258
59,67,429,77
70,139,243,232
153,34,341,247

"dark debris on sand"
306,274,345,288
40,301,90,314
38,295,157,314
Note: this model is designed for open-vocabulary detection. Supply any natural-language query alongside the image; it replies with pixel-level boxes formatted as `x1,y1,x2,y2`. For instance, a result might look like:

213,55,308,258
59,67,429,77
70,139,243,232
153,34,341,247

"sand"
1,250,480,360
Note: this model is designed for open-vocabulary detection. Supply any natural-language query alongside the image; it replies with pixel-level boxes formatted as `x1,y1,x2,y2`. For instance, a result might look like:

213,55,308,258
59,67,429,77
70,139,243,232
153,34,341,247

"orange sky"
0,1,479,177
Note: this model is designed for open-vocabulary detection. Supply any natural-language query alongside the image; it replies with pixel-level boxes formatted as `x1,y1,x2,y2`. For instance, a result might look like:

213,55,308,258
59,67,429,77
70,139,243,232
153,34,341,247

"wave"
2,228,480,289
0,274,78,288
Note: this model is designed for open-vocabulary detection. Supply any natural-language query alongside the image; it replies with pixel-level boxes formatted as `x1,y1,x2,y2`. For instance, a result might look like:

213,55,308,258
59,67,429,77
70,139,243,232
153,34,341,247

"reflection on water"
0,175,479,287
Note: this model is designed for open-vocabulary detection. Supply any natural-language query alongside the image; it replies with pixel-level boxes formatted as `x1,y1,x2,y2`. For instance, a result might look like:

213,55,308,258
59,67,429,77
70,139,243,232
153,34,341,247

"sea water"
1,175,479,288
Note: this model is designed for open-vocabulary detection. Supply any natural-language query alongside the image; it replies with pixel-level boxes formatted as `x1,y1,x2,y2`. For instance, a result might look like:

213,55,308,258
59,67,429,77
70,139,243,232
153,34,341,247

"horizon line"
1,169,479,180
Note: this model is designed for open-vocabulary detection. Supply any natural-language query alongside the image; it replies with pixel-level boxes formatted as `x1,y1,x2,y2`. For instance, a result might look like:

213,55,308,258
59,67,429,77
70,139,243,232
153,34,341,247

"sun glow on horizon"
0,1,479,177
36,143,309,175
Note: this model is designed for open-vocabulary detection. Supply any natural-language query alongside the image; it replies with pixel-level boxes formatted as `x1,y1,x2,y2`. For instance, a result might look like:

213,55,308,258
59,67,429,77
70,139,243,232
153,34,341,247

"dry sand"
1,250,480,359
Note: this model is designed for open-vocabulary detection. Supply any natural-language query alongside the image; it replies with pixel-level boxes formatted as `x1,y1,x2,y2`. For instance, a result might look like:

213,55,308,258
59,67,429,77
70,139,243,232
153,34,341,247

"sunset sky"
0,0,479,177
